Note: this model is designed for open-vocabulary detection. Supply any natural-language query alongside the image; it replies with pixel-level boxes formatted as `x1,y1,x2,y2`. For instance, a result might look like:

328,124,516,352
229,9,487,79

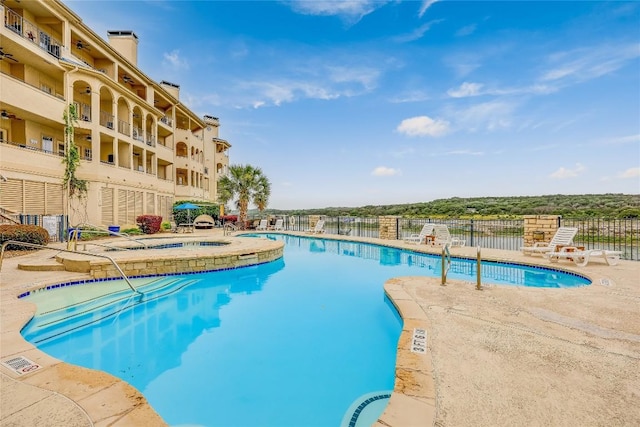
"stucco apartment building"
0,0,230,229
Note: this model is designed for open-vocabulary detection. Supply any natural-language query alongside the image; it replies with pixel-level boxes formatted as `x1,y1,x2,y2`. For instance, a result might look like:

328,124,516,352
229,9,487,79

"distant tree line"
262,194,640,219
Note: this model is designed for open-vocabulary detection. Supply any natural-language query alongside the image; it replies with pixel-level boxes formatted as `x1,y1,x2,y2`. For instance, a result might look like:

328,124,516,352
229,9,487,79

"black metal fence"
13,214,68,242
277,216,639,261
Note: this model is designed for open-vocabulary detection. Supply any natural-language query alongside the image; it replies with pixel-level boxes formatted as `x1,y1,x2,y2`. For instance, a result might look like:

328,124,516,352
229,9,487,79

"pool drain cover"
1,356,41,375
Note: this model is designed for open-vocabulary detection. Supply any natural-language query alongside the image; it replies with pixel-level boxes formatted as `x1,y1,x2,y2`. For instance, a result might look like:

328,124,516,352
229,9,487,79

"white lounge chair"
273,219,284,231
403,223,435,245
256,219,268,231
306,219,325,234
432,224,466,247
521,227,578,256
546,247,622,267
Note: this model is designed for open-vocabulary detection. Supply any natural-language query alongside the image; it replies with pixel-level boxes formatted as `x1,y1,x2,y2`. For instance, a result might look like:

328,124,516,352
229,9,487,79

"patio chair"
521,227,578,256
256,219,268,231
273,219,284,231
545,247,622,267
432,224,466,247
403,223,435,245
306,219,325,234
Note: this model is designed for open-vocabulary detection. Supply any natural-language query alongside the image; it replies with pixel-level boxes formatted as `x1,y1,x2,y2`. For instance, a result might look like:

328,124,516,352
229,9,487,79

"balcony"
146,133,156,147
100,111,114,130
118,120,130,136
74,102,91,122
4,7,62,59
159,115,173,127
132,126,144,142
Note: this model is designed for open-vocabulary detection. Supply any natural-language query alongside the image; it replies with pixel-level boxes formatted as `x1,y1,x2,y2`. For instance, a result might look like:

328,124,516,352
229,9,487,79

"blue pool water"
22,235,589,427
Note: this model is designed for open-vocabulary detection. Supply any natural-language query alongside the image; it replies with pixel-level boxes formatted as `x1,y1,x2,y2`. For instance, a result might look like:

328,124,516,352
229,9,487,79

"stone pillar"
379,216,400,240
309,215,321,229
523,215,560,247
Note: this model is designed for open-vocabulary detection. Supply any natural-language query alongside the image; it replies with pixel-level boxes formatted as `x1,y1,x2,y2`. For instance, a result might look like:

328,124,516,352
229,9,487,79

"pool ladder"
0,240,142,295
440,245,483,290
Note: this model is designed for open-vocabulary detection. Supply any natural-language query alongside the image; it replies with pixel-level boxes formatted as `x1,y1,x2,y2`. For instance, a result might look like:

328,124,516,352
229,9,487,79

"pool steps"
22,277,199,343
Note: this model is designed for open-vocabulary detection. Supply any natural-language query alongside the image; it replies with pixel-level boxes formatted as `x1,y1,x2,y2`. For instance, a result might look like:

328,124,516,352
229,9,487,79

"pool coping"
1,229,636,426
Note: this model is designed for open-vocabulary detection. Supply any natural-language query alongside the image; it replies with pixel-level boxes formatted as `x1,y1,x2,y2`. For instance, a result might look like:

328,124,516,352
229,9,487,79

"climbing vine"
62,104,88,197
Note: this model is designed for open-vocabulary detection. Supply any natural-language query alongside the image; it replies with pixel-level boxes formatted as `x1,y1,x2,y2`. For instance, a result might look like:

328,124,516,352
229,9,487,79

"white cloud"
372,166,401,176
162,50,189,69
443,54,482,78
602,134,640,145
326,65,380,90
456,24,477,37
447,82,484,98
549,163,586,179
540,43,640,84
397,116,450,137
393,20,444,43
418,0,439,18
452,100,515,131
286,0,387,23
617,167,640,179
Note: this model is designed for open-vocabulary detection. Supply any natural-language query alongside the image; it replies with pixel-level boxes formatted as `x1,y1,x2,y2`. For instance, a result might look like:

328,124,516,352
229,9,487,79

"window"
84,148,92,160
42,136,53,153
58,142,65,156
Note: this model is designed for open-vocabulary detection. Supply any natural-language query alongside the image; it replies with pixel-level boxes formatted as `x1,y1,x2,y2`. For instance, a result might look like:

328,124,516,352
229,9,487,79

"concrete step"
18,262,66,272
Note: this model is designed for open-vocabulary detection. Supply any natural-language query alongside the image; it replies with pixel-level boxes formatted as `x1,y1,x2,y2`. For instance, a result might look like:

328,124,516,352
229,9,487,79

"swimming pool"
21,235,590,426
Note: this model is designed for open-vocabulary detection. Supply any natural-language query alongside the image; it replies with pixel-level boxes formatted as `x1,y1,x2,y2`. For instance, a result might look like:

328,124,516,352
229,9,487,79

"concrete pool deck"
1,229,639,426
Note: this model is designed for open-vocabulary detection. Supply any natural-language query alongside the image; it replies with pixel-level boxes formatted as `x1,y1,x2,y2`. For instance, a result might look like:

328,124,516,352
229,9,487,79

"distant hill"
262,194,640,219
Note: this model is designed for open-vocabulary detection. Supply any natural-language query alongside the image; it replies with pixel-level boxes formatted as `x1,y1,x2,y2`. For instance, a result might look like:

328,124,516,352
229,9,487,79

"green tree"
217,165,271,225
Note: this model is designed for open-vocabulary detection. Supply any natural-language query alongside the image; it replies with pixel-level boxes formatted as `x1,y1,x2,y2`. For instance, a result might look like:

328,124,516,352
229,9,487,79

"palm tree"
217,164,271,226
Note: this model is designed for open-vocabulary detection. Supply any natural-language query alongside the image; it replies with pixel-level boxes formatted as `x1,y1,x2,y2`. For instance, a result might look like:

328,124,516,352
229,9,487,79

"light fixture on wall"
85,86,91,94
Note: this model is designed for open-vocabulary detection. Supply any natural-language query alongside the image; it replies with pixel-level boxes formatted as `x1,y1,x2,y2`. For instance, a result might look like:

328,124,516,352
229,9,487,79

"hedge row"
0,225,49,250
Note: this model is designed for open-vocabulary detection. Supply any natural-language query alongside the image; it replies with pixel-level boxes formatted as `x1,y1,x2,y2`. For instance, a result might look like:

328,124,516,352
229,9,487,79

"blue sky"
65,0,640,209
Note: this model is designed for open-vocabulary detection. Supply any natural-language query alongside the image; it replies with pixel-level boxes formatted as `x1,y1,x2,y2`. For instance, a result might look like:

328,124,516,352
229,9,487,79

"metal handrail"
69,223,148,251
223,222,237,236
476,246,483,290
441,244,451,285
0,240,142,295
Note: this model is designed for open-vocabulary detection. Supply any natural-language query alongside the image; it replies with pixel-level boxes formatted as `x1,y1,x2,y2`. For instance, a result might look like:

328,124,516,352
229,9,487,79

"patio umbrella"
174,202,199,225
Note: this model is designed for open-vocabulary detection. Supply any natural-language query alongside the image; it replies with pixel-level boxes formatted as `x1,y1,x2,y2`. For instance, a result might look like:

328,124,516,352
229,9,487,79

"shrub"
221,215,238,223
136,215,163,234
121,227,143,235
161,221,172,231
0,224,50,250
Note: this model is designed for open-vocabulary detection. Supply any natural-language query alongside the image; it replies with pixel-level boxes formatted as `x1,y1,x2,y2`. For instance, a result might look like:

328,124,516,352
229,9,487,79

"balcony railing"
146,133,156,147
1,70,64,100
159,115,173,127
118,120,130,136
4,7,62,58
100,111,114,129
74,102,91,122
132,126,144,142
1,137,62,157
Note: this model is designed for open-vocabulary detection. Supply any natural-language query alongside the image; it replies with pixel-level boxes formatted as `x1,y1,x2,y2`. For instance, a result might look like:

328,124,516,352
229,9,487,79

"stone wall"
379,216,400,240
523,215,560,247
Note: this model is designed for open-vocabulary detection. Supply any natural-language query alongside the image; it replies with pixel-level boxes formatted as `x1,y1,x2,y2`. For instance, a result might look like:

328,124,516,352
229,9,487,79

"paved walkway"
1,230,638,426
